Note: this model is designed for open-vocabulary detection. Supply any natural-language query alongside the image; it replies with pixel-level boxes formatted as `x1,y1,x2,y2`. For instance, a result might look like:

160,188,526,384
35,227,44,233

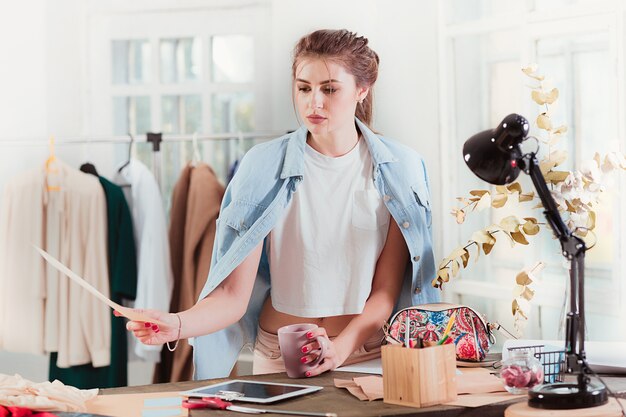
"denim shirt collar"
279,117,397,180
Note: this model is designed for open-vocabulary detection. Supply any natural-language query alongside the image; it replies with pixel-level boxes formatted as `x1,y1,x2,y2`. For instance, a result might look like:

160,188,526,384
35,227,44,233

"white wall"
0,0,441,383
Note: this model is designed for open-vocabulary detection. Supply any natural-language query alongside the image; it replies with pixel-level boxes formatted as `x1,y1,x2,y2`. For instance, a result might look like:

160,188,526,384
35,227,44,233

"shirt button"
413,255,421,262
414,287,421,294
383,195,391,202
402,221,410,229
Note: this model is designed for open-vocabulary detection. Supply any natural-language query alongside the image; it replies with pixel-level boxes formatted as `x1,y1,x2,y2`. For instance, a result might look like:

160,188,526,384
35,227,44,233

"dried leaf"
460,249,470,268
522,64,538,75
471,229,496,245
587,210,596,230
512,299,520,316
511,231,529,245
500,216,521,233
545,170,570,183
491,193,508,208
552,125,568,135
507,182,523,194
495,185,508,194
521,287,535,301
482,242,495,255
540,159,558,175
451,260,460,277
469,190,490,197
517,309,528,320
448,246,469,261
565,200,577,213
537,113,552,130
522,64,545,81
512,284,525,297
474,193,492,211
519,192,535,203
531,88,559,105
532,202,544,210
522,219,540,235
549,150,568,167
438,268,450,284
473,242,480,262
455,209,466,224
516,271,533,286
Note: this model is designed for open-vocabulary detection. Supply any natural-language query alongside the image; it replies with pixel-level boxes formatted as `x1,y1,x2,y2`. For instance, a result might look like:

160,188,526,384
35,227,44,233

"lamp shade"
462,113,529,185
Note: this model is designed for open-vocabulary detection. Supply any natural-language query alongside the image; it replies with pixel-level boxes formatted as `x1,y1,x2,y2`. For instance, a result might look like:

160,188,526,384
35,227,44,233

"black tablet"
180,380,323,404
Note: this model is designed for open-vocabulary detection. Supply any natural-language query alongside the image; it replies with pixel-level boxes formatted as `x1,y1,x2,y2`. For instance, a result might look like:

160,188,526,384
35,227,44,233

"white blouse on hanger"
115,159,173,363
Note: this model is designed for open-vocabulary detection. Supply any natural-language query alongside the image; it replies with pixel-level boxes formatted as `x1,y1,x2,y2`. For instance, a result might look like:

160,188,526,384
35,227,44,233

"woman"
123,29,439,379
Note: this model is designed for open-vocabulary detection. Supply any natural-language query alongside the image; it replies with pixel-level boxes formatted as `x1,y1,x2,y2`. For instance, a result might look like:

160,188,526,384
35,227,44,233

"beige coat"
155,163,224,382
0,162,110,367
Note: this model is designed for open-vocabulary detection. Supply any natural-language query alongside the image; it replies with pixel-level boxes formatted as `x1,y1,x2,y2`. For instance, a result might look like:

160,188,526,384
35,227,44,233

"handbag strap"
488,322,518,344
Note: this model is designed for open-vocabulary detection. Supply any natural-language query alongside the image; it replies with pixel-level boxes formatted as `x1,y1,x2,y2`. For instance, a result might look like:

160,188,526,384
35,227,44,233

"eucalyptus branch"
432,216,544,289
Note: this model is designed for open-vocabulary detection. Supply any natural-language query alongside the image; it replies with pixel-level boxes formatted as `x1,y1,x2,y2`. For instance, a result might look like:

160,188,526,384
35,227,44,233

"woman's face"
294,58,368,137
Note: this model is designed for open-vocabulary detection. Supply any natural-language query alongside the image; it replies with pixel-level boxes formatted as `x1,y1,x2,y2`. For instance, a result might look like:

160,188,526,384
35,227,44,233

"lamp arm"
520,151,591,380
521,152,572,243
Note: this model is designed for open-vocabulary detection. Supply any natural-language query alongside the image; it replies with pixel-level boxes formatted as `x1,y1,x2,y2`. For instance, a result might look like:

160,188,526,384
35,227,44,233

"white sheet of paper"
35,245,166,326
336,358,382,374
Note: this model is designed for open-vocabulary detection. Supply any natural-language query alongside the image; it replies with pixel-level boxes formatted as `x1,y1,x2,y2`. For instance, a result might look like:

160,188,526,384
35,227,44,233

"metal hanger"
118,133,134,173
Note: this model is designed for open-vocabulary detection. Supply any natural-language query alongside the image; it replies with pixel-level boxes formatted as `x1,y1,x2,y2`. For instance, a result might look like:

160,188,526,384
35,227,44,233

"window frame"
437,0,626,341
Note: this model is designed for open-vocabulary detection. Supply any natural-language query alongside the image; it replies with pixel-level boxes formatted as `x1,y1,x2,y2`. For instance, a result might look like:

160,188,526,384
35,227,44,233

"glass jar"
500,350,544,394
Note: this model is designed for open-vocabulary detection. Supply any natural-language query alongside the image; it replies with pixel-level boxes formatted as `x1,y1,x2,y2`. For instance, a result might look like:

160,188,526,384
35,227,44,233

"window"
90,5,270,209
439,1,625,343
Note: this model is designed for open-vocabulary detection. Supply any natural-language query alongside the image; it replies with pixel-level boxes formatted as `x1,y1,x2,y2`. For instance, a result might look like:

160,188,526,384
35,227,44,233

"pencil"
404,313,410,348
437,312,456,345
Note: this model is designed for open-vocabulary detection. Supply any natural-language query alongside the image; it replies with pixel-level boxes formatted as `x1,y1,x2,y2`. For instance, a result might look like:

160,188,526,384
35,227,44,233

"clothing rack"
0,131,286,190
0,131,286,146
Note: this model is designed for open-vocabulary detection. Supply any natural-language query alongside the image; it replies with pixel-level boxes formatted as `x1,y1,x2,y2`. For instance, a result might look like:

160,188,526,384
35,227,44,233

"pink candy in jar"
500,350,544,394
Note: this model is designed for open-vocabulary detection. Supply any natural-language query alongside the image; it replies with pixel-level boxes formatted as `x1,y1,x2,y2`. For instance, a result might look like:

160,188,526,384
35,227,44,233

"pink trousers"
252,326,384,375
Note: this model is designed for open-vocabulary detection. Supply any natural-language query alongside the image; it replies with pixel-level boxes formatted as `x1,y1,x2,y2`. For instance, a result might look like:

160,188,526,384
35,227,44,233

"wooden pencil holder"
381,343,457,408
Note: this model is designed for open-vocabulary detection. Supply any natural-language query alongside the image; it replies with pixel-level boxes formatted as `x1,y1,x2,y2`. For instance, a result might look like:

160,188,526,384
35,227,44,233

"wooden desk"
99,372,626,417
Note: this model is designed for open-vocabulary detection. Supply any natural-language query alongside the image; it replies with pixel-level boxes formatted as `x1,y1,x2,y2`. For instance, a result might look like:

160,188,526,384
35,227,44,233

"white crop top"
268,138,390,317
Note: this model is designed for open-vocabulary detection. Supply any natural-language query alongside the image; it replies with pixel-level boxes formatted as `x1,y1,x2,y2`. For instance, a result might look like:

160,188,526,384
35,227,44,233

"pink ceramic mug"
277,323,327,378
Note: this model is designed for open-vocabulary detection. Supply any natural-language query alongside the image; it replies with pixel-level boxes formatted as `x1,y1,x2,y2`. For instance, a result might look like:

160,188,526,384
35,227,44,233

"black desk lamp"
463,113,608,409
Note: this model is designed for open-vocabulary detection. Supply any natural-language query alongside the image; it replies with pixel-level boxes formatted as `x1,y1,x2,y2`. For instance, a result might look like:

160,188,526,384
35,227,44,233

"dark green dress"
49,176,137,389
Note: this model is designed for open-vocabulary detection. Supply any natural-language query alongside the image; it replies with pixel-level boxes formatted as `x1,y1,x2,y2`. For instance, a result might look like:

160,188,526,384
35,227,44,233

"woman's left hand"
300,327,347,377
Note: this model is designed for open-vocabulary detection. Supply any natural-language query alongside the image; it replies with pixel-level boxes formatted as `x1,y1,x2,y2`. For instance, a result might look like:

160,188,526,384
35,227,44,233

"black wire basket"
507,344,565,384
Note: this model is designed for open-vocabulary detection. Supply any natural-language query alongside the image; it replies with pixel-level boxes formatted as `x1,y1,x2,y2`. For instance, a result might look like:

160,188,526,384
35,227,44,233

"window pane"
162,95,202,134
211,35,254,83
160,38,201,83
113,96,151,135
449,30,522,282
535,32,614,270
112,40,151,84
211,92,254,133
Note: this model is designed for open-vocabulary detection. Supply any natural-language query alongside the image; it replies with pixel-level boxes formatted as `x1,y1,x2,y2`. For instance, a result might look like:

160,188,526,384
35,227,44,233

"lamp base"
528,381,608,409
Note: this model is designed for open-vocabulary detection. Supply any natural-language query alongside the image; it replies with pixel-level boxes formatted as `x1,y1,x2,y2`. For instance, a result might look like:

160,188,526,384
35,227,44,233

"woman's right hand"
114,309,180,346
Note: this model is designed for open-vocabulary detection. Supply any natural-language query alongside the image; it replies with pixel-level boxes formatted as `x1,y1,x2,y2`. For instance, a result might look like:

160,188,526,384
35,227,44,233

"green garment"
49,176,137,389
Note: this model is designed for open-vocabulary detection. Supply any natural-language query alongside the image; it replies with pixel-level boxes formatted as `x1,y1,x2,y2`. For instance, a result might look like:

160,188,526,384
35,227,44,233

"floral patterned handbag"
384,302,496,361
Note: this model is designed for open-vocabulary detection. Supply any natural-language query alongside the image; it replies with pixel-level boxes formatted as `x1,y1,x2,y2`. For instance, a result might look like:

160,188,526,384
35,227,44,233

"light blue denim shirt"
192,118,440,379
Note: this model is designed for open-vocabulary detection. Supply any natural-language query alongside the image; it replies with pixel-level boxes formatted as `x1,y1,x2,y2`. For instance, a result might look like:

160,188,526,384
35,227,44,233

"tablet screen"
181,380,323,403
193,381,302,398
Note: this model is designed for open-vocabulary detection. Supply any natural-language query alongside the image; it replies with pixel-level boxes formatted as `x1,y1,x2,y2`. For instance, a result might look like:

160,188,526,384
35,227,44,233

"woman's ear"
357,86,370,103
